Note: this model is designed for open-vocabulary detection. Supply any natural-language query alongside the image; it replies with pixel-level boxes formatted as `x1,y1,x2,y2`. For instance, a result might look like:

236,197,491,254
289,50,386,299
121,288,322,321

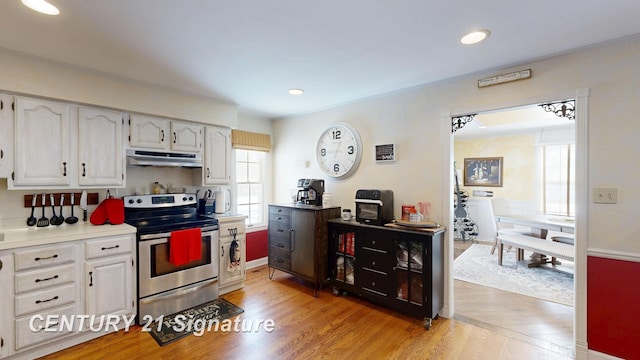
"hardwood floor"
453,240,574,356
39,265,574,360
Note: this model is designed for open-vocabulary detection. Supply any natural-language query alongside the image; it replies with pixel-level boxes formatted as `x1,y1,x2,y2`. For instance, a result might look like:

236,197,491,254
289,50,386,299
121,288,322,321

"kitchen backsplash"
0,167,223,222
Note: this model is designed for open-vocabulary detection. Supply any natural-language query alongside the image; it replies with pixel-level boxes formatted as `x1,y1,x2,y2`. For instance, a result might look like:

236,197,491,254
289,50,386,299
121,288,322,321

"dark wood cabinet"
328,219,445,329
268,204,341,296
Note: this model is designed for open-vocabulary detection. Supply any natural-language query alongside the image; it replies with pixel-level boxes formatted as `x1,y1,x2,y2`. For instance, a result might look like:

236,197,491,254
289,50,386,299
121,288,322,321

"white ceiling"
1,0,640,118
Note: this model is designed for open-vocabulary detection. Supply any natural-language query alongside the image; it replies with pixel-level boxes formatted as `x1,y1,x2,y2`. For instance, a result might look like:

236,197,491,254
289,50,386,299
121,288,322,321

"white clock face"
316,123,362,179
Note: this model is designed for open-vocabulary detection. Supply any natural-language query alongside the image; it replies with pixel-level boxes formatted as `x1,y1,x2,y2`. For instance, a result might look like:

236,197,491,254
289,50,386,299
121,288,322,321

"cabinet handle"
173,132,177,143
35,275,59,283
35,254,58,261
82,163,86,177
274,258,284,263
161,130,165,142
35,295,59,304
1,149,3,159
62,162,67,176
101,245,120,251
221,245,224,257
89,271,93,287
206,167,210,178
290,229,295,252
276,243,284,248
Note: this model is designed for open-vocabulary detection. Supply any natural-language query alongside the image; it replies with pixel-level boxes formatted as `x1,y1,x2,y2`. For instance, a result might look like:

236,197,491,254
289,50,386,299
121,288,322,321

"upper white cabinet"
0,93,13,178
129,114,202,153
13,97,71,186
171,121,202,152
203,125,231,185
128,114,168,150
78,106,124,186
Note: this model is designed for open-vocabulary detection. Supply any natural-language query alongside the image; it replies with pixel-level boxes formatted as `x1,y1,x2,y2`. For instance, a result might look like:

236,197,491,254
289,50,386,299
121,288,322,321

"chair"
489,197,531,254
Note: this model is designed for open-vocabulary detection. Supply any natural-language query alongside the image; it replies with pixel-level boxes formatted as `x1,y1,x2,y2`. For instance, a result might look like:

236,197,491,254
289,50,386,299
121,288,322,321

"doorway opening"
450,100,577,355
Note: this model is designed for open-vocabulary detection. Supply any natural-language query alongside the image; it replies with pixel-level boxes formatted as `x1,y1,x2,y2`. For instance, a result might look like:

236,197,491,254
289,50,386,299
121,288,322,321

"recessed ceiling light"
461,29,490,45
22,0,60,15
288,88,304,95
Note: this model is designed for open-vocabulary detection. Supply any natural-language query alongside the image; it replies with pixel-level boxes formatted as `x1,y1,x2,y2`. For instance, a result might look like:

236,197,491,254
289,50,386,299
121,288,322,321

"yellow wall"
454,134,536,201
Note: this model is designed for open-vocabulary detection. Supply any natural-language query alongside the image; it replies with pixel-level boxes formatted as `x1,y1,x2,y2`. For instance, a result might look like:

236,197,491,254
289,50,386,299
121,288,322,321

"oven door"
138,227,218,298
355,199,383,224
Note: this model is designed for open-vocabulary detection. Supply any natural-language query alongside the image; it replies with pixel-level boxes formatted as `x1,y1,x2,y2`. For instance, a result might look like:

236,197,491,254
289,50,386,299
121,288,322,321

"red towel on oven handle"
169,228,202,266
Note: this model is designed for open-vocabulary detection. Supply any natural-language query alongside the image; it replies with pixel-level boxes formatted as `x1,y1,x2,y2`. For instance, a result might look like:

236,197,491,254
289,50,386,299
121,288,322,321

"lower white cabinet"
218,216,247,295
0,233,136,359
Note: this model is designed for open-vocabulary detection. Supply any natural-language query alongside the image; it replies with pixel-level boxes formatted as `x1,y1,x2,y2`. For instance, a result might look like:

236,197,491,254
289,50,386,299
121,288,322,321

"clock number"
348,145,354,155
333,164,340,173
332,130,341,140
320,148,326,156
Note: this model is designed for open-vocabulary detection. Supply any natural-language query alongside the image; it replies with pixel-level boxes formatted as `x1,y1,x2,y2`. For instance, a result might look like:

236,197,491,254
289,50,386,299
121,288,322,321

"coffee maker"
296,179,324,206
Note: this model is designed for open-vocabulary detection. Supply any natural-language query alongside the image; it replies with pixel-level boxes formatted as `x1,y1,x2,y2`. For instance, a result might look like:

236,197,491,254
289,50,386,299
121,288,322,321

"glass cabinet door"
395,238,424,305
334,229,356,285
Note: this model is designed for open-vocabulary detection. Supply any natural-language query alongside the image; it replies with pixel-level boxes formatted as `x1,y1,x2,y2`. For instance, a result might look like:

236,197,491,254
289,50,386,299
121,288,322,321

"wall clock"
316,122,363,179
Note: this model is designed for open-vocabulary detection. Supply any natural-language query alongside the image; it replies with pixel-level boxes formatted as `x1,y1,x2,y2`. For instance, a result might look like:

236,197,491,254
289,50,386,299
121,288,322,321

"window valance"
231,129,271,152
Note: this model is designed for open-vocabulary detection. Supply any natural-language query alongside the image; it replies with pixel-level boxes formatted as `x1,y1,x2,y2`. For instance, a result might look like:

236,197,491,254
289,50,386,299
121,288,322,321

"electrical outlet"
593,188,617,204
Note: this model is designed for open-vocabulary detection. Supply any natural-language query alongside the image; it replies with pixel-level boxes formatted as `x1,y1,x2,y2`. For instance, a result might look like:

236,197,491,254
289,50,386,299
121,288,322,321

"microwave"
354,189,394,225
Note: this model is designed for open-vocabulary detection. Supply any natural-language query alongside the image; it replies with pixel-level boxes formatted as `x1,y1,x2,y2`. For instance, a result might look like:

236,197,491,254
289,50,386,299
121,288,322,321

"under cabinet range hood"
126,149,203,168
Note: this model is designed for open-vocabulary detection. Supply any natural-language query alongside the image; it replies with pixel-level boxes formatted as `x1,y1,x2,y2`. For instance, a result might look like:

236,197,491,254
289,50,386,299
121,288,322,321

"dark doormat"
148,298,244,346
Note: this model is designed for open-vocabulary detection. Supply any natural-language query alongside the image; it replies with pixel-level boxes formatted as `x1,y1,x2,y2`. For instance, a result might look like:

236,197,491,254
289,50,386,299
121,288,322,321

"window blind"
231,129,271,152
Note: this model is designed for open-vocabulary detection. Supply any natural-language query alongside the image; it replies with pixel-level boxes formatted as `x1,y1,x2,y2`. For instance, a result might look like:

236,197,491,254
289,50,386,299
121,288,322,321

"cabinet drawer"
359,249,392,274
359,236,390,253
269,221,292,238
15,244,75,271
15,283,76,317
269,213,291,226
269,206,291,216
269,235,290,252
269,247,291,270
15,303,77,350
360,271,391,297
220,221,246,236
85,235,133,259
15,263,76,294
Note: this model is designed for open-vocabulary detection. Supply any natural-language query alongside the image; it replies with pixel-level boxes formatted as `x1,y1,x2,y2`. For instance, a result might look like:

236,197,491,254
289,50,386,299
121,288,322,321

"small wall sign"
478,69,531,88
375,143,395,162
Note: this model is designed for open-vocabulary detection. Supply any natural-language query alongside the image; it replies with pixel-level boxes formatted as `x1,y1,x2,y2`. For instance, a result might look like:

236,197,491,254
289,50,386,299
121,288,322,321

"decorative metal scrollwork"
539,99,575,120
451,114,477,133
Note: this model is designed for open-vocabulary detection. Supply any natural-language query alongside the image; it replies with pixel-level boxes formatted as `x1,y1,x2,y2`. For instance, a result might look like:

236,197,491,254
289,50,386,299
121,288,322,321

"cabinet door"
78,106,124,186
14,97,70,186
0,94,13,178
203,125,231,185
129,114,168,149
290,210,316,278
85,254,133,320
219,235,246,288
171,121,202,152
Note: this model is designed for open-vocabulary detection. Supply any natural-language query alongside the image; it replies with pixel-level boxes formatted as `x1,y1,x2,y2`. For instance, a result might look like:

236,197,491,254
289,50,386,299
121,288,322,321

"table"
494,214,575,268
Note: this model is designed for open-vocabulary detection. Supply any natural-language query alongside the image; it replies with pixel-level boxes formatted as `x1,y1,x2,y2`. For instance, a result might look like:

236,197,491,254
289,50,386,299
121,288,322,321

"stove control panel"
123,193,197,208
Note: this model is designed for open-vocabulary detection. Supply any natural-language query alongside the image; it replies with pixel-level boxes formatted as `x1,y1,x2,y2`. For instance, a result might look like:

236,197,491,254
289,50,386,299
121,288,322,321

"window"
538,144,575,216
236,149,265,227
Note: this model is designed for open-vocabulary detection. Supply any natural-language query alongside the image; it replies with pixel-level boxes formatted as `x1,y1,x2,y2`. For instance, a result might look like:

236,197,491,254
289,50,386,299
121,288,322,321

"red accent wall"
588,256,640,359
246,229,268,262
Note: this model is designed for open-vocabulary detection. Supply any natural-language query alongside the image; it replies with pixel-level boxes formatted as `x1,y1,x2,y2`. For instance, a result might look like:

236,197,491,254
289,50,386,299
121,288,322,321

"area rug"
454,243,574,306
149,298,244,346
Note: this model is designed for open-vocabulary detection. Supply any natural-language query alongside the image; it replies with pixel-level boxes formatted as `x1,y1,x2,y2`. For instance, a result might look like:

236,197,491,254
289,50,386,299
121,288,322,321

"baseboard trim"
247,257,267,269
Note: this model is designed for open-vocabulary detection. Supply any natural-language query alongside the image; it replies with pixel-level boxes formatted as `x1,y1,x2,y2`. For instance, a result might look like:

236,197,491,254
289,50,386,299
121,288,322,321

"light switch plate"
593,188,617,204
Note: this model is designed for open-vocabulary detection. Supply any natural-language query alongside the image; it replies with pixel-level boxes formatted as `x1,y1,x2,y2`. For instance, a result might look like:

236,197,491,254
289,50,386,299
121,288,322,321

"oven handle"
139,226,218,241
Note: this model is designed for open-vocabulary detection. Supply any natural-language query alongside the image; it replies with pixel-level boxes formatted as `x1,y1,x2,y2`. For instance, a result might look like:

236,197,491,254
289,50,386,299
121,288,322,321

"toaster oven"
354,189,394,225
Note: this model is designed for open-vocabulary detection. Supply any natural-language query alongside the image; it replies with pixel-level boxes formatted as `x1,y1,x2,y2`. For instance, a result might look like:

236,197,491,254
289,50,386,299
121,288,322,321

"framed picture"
463,157,503,187
375,143,395,162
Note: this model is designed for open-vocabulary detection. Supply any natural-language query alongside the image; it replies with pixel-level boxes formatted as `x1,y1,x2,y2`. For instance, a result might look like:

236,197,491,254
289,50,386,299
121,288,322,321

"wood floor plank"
38,265,574,360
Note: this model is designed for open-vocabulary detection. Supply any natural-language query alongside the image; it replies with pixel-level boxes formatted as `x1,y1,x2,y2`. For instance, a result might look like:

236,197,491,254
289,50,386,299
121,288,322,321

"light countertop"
0,219,136,251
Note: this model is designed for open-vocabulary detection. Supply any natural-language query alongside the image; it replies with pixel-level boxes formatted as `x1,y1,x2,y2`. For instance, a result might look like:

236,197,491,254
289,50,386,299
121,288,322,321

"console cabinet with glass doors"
328,220,445,329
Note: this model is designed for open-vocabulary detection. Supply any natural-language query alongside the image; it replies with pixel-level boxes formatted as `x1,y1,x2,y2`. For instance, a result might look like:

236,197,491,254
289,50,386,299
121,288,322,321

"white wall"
273,35,640,256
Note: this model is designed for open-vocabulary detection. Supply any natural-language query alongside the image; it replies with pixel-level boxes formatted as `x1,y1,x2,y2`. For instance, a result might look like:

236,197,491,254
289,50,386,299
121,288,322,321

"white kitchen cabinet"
203,125,231,185
218,216,247,295
84,235,135,321
129,114,202,154
171,121,202,152
128,114,168,150
78,106,125,186
0,232,136,359
13,96,71,186
0,93,13,178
